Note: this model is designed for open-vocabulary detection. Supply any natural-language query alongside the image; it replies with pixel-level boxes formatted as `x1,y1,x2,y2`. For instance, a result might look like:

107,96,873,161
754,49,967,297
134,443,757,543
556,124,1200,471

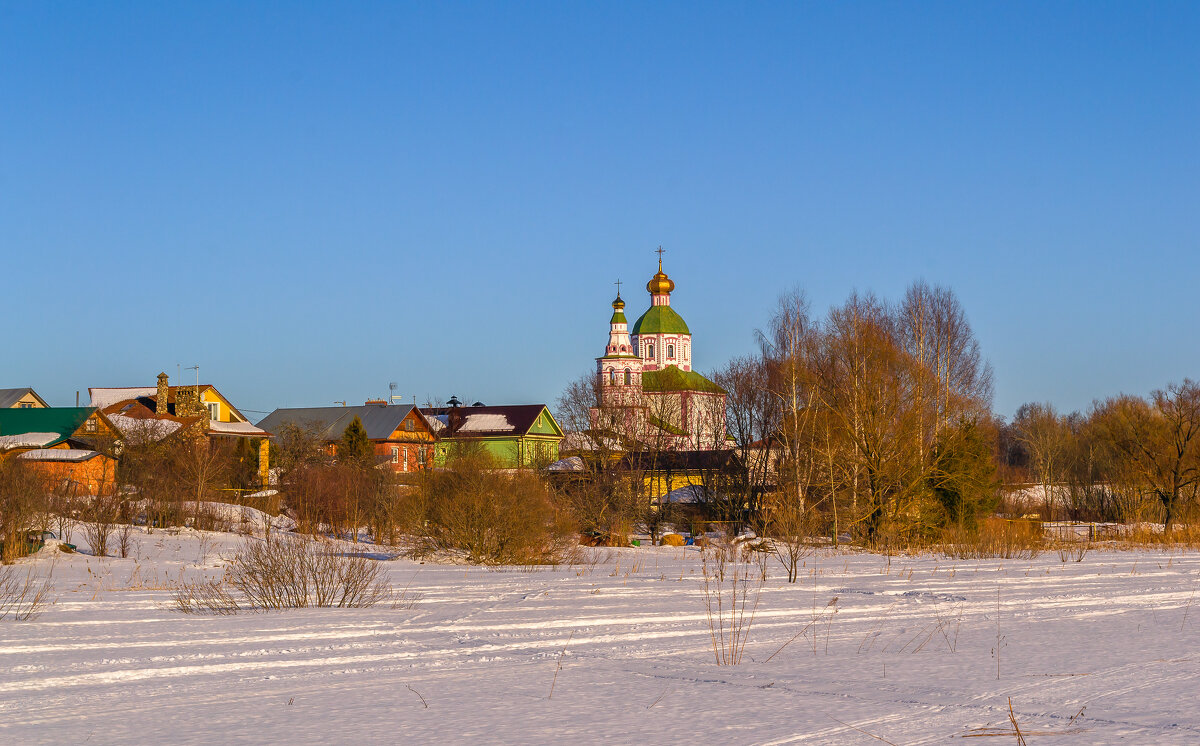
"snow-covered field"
3,526,1200,744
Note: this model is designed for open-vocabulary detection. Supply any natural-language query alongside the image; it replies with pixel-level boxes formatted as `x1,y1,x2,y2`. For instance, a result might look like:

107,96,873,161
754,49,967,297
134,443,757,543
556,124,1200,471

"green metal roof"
609,310,627,324
0,407,97,446
631,304,690,336
641,366,726,394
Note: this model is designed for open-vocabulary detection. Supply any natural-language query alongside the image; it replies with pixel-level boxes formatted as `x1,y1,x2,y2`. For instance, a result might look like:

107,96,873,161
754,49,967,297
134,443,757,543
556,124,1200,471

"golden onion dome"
646,259,675,295
612,294,625,310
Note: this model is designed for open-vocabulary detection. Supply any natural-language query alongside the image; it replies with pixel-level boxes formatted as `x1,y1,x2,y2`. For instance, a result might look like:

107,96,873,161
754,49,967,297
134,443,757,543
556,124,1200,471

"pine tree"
339,416,373,467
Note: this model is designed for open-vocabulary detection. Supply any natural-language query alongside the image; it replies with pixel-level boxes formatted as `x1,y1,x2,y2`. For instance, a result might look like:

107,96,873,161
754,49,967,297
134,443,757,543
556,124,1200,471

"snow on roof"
208,420,268,436
664,484,705,504
108,414,183,440
424,414,447,432
17,448,101,462
0,432,60,450
548,455,586,472
458,413,514,433
90,387,156,409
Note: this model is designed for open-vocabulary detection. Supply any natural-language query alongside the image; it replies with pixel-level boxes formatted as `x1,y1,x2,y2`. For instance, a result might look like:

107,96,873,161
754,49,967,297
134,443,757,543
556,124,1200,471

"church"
593,255,728,450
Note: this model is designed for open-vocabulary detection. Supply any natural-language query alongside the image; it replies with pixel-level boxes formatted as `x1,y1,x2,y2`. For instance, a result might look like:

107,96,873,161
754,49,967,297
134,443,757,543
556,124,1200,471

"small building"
256,402,437,473
0,407,120,493
90,373,271,484
0,388,49,409
425,401,563,469
16,449,118,494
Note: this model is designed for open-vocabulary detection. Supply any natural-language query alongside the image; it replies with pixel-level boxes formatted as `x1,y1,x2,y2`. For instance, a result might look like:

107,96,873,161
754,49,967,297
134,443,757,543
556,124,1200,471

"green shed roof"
641,366,726,394
0,407,97,447
631,305,690,336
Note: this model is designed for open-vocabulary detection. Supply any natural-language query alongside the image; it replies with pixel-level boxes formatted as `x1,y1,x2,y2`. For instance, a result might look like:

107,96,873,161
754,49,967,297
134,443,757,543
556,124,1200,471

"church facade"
593,258,728,450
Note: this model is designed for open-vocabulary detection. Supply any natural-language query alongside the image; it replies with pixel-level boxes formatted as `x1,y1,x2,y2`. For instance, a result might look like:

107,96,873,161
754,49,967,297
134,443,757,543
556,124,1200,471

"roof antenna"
184,364,199,387
389,382,400,405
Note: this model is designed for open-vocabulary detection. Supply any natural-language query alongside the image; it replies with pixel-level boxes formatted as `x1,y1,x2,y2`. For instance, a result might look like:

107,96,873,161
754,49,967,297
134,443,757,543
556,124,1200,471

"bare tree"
1012,402,1069,519
0,460,50,563
1091,381,1200,531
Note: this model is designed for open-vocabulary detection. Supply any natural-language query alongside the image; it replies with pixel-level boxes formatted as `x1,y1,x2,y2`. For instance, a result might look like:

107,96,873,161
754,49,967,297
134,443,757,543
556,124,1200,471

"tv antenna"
389,382,401,404
184,364,200,386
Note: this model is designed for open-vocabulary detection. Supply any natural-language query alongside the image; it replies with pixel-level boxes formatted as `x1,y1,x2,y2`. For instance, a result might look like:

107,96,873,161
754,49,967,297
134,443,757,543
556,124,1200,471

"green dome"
631,305,691,335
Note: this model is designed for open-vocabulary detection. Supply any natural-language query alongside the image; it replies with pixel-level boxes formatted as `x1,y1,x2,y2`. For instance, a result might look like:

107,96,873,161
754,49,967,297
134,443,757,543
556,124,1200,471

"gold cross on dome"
655,246,665,261
614,278,622,296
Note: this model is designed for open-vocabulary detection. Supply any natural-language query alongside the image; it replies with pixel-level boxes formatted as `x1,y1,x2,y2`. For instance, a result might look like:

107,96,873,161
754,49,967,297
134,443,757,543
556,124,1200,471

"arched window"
667,344,675,359
624,369,631,385
648,343,655,359
684,343,689,359
608,368,616,384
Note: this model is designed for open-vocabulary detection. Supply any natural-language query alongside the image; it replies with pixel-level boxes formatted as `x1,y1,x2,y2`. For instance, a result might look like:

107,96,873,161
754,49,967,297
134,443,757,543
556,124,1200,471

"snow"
89,387,156,409
207,420,268,436
16,448,99,462
3,528,1200,744
548,455,586,472
0,432,59,450
664,483,705,503
107,414,184,439
458,413,514,433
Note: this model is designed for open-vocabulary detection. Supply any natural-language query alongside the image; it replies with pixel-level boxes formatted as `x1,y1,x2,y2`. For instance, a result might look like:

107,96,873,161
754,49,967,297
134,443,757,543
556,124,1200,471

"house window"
391,447,399,464
18,403,33,409
405,418,414,431
667,344,674,359
418,448,426,466
207,402,220,420
402,448,409,472
84,417,97,433
624,369,631,385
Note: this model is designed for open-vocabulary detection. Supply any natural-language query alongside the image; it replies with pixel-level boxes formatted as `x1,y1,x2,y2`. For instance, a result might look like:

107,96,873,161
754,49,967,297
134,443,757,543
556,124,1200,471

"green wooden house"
426,403,563,468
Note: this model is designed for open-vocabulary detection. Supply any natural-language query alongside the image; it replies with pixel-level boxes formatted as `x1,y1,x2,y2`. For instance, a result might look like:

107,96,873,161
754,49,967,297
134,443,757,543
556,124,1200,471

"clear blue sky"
2,2,1197,420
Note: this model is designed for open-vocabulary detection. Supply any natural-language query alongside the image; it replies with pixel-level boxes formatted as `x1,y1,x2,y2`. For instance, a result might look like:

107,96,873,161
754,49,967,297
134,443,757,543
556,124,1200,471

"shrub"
173,534,391,613
0,565,54,621
700,541,763,665
938,517,1043,559
415,453,574,564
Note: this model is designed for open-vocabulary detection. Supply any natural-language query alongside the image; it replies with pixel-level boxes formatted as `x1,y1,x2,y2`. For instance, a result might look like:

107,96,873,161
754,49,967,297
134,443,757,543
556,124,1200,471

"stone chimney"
156,372,169,414
448,397,464,433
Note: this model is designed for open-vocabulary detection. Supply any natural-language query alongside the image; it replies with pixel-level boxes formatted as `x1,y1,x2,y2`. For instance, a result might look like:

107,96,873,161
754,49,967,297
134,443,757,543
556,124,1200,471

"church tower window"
624,369,631,385
648,342,655,359
609,368,616,384
667,344,675,359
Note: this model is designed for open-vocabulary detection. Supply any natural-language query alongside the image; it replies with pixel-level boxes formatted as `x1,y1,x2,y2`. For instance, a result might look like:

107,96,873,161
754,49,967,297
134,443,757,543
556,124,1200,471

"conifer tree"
339,416,373,467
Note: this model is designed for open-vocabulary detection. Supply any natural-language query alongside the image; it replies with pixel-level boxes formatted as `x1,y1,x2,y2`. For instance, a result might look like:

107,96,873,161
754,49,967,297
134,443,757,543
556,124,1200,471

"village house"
0,407,120,493
89,373,271,484
257,401,437,473
0,388,48,409
425,399,563,468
